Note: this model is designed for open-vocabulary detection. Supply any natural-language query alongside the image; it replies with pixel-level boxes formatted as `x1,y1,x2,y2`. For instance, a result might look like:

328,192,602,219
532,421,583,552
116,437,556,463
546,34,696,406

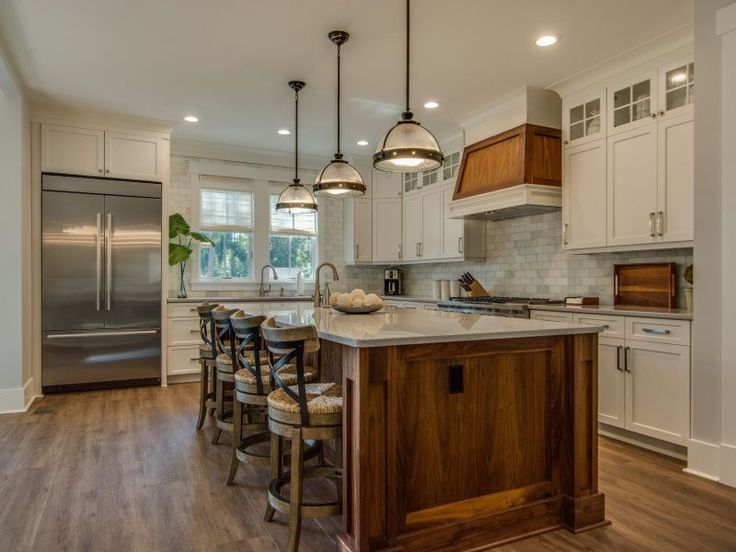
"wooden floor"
1,384,735,552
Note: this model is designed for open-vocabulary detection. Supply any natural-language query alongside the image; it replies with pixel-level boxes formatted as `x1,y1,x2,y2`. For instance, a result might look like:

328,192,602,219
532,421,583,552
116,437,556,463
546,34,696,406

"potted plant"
684,264,693,311
169,213,214,298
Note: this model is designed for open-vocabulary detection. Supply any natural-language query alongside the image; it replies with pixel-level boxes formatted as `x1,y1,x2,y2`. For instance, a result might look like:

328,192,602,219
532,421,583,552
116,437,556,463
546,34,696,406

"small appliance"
384,267,402,296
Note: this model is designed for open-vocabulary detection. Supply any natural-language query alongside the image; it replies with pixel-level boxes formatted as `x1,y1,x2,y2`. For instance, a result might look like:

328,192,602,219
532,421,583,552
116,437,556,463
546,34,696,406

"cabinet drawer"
530,311,573,323
167,346,201,375
572,313,624,338
625,317,690,345
168,317,200,345
421,302,439,311
168,303,204,318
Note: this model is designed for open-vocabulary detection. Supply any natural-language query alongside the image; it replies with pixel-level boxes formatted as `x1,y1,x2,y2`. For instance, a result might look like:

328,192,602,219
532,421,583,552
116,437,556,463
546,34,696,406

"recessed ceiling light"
535,35,558,47
424,101,439,109
183,115,199,123
356,140,369,146
277,129,291,135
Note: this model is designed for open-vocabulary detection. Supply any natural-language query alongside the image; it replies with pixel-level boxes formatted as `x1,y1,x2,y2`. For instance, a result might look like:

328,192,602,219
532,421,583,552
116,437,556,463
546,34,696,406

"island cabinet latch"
449,364,464,394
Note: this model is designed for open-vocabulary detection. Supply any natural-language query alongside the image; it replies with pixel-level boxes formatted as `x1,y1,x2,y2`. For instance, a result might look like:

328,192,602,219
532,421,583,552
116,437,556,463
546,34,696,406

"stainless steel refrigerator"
42,174,162,392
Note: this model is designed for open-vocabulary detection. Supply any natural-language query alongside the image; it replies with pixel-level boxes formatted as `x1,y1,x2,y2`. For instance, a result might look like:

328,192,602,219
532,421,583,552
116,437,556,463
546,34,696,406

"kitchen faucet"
259,264,279,297
314,262,339,307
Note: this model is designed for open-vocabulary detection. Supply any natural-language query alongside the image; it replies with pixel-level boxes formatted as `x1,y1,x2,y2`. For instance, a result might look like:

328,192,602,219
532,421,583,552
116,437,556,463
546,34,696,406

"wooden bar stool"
227,312,319,485
212,306,239,445
195,302,219,430
261,317,342,552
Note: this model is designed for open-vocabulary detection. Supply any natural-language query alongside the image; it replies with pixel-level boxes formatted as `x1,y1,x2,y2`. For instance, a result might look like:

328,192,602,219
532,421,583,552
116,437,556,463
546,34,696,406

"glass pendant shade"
373,118,443,172
314,156,365,197
276,180,318,214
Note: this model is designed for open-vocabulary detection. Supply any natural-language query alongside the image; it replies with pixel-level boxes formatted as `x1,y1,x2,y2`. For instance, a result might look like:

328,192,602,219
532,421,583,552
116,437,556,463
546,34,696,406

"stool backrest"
212,306,238,362
230,311,267,393
261,317,320,426
197,303,220,357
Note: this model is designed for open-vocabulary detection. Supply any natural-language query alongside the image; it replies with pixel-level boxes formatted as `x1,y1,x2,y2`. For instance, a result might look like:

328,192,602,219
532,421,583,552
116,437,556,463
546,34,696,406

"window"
198,185,254,280
269,193,317,279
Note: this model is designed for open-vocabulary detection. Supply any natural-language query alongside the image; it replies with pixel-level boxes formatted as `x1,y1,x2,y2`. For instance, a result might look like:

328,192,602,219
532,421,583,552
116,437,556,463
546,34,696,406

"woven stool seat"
268,383,342,415
216,350,267,367
235,364,318,387
199,343,215,358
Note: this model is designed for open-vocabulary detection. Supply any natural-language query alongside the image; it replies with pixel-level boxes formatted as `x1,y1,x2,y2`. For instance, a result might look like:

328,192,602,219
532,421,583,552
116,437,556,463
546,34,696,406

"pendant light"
314,31,366,197
276,80,318,213
373,0,444,172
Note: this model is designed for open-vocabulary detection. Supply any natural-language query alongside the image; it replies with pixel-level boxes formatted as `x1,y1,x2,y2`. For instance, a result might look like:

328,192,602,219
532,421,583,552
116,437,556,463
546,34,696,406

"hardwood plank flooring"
0,384,734,551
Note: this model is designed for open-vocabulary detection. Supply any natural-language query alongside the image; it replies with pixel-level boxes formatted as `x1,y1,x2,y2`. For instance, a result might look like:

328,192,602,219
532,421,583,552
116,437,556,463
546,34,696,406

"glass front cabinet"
562,85,606,148
607,69,658,135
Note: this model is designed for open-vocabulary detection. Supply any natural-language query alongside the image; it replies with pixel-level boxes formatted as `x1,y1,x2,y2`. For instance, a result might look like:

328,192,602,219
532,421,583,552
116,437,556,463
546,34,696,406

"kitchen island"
211,303,607,550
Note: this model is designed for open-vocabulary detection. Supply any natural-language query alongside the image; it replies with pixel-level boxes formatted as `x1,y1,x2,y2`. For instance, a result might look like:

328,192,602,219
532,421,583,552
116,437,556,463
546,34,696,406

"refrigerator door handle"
106,213,112,311
47,330,160,339
96,213,102,311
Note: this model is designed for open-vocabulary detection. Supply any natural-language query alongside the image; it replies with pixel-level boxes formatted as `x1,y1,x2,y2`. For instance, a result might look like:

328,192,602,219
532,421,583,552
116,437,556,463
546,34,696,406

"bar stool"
211,306,239,445
226,312,319,485
195,302,219,430
261,317,342,552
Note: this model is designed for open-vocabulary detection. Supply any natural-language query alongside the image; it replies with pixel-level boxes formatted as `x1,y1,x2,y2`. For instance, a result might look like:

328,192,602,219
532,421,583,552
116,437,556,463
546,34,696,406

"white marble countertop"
528,304,693,321
167,295,313,304
217,303,601,348
381,295,440,303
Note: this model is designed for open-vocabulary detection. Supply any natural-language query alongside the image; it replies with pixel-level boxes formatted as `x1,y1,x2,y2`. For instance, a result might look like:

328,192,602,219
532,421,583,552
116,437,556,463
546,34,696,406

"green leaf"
168,243,193,266
169,213,190,239
189,231,215,247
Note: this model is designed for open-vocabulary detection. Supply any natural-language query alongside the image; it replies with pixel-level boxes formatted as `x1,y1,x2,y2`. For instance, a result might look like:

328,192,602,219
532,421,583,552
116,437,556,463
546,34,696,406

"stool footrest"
267,466,342,518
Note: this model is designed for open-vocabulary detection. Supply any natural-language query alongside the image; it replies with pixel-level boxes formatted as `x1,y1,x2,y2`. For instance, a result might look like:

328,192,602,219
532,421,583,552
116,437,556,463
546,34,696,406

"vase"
684,287,693,311
177,263,188,299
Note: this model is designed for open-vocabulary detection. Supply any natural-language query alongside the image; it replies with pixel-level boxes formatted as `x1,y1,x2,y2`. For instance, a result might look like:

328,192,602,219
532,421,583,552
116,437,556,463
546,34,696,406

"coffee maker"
384,267,402,296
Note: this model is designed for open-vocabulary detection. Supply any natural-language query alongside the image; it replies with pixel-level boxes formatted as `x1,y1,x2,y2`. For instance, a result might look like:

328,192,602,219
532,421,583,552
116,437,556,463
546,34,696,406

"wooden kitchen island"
293,307,608,551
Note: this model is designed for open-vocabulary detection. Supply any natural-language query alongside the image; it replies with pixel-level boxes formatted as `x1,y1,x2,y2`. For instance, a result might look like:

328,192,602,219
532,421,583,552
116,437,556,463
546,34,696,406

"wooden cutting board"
614,262,677,308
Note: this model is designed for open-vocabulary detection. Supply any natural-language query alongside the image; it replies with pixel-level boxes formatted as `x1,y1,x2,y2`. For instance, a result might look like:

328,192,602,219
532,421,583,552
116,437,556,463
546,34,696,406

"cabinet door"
624,342,690,445
420,187,442,259
562,139,607,250
105,131,163,181
403,193,422,261
598,338,626,428
354,199,373,262
657,111,694,242
606,124,658,246
659,56,694,118
529,311,573,323
373,197,402,262
442,185,464,258
41,124,105,177
373,171,401,199
607,70,658,136
167,345,201,375
562,85,606,148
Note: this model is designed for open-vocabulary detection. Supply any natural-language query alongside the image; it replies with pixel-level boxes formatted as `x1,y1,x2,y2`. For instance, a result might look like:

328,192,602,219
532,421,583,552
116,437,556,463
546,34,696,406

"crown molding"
30,101,176,135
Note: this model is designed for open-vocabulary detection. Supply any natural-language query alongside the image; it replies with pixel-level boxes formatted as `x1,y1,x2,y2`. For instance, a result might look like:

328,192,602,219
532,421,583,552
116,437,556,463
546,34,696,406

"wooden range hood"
449,123,562,220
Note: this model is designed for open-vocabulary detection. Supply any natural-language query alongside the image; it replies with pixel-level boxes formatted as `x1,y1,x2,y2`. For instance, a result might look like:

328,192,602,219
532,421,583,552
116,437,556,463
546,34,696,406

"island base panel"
324,334,606,551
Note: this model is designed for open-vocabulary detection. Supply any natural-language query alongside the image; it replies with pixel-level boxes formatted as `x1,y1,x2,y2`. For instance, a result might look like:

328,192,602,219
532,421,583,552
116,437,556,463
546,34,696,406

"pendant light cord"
336,42,342,156
294,87,299,182
405,0,410,114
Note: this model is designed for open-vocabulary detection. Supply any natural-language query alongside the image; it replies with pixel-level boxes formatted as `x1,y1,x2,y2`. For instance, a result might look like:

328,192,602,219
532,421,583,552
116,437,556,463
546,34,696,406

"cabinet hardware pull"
641,327,671,335
106,213,112,310
98,168,103,173
650,113,657,118
563,139,569,145
616,345,623,371
105,169,110,173
563,223,568,245
190,357,200,361
420,242,423,256
624,346,631,372
602,324,610,329
189,307,197,312
458,236,463,254
355,244,359,259
189,329,200,333
649,212,656,237
397,243,402,259
96,213,102,312
416,242,420,257
658,110,665,116
657,211,665,236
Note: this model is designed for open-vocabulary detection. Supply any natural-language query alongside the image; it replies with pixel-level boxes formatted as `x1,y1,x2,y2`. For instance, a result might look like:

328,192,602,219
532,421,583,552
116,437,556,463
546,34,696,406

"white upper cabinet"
41,124,105,176
607,124,659,246
373,197,402,262
372,171,401,199
607,69,658,136
562,85,606,148
442,184,465,258
658,56,694,118
562,139,607,250
402,193,422,261
41,124,165,182
441,151,461,184
344,198,372,264
105,131,164,181
657,111,694,243
420,186,442,259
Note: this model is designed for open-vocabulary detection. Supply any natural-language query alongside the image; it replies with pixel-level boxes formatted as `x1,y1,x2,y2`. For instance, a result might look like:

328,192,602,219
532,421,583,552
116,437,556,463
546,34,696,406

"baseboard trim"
0,378,37,414
166,373,200,385
686,438,720,481
719,442,736,487
682,468,720,481
599,424,687,460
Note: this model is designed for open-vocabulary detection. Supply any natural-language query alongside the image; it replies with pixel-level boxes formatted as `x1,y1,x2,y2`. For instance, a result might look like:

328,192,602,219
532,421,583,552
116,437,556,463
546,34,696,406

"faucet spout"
259,264,279,297
314,262,340,308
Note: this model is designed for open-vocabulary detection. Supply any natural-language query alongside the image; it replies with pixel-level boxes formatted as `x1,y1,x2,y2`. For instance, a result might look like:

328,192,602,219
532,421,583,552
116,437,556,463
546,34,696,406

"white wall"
0,42,32,412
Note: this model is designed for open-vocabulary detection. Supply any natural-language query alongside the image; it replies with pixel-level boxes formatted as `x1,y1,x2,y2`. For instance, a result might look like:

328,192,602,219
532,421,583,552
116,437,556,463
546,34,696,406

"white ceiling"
0,0,693,155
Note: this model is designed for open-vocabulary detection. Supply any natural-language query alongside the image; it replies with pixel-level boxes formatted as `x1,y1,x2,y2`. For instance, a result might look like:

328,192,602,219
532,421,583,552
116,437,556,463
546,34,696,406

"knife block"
469,281,489,297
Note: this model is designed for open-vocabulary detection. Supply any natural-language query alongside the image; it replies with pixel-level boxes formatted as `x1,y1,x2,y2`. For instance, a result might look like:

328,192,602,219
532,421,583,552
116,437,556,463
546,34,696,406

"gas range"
437,296,564,318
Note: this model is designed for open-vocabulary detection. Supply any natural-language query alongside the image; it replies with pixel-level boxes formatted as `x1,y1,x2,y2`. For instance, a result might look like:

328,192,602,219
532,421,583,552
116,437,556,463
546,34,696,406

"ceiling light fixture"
356,140,369,146
184,115,199,122
314,31,366,198
373,0,444,172
277,128,291,135
535,35,558,47
275,81,318,214
423,101,439,109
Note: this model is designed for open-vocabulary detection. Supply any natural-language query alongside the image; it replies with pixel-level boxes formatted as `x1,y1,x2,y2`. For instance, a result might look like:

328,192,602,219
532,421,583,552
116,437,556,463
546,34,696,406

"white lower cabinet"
530,311,573,323
167,345,201,376
597,337,626,428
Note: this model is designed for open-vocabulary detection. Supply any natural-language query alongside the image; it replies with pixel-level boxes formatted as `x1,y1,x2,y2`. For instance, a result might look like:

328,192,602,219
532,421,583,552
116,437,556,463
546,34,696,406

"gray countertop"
529,304,693,321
